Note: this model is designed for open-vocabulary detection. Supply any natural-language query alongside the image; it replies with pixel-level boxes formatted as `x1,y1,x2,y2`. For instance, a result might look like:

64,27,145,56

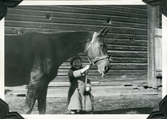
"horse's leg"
25,77,49,114
37,82,48,114
25,82,37,114
25,53,57,114
37,69,58,114
25,56,46,114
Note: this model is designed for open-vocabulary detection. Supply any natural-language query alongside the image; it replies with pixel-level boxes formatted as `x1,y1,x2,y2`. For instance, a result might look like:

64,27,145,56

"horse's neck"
51,32,92,65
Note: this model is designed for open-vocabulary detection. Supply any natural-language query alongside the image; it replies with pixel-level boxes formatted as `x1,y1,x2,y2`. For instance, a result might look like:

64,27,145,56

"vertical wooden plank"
155,28,162,87
147,5,160,88
155,28,162,71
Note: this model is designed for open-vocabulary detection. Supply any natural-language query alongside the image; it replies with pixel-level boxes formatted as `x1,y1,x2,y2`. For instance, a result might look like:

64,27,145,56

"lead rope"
87,56,94,65
84,69,94,114
83,70,88,112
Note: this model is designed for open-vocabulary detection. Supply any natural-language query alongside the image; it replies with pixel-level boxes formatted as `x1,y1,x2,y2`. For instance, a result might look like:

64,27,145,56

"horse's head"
85,28,110,77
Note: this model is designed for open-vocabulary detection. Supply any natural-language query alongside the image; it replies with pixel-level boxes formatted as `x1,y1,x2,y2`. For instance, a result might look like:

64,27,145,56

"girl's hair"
70,56,82,66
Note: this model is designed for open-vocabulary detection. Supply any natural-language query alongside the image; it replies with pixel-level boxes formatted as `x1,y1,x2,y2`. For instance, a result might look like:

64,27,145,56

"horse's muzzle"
100,66,110,77
105,66,110,73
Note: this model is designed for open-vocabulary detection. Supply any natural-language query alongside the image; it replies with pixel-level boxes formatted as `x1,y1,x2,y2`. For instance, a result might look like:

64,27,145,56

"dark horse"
5,28,110,114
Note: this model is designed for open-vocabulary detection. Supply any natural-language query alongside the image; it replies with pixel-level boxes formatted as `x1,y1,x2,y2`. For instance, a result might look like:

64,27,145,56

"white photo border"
1,0,166,119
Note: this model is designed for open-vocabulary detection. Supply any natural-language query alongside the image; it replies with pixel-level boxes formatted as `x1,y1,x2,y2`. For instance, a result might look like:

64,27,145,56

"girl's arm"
73,65,90,78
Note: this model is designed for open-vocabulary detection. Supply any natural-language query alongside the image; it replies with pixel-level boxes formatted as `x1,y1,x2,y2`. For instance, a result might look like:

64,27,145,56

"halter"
85,32,109,65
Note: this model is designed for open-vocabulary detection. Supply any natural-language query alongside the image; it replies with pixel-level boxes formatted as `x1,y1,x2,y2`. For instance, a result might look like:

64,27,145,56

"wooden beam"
155,28,162,77
155,28,162,87
147,5,160,88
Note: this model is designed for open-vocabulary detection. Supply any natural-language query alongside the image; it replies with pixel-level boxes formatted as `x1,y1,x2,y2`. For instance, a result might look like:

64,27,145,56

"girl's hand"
86,86,91,92
80,65,90,74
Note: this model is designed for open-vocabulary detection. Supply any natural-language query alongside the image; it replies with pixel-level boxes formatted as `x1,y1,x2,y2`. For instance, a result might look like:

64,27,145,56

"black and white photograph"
1,0,167,118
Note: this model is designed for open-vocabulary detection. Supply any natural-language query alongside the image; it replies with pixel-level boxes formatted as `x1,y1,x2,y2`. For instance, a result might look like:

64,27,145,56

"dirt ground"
5,93,162,114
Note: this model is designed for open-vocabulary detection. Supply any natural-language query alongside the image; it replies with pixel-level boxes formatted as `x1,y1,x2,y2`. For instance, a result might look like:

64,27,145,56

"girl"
67,56,94,114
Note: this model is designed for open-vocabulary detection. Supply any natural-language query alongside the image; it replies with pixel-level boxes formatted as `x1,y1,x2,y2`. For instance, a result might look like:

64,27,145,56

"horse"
5,27,110,114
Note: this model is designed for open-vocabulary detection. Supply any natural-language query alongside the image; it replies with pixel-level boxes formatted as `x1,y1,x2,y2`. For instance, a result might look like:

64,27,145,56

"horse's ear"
98,27,109,36
98,18,111,36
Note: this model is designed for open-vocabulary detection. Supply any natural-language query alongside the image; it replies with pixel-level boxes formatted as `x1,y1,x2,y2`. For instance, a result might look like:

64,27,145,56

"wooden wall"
5,5,148,83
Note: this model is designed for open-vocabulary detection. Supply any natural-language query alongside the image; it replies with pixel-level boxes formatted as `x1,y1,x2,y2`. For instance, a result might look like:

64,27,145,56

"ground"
4,77,162,115
5,93,161,114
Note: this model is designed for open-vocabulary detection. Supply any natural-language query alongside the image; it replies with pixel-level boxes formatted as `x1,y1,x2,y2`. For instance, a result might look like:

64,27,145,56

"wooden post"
147,5,160,88
155,28,162,87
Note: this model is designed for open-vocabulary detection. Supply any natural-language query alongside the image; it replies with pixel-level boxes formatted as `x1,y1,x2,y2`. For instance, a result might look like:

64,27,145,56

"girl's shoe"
70,110,77,114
